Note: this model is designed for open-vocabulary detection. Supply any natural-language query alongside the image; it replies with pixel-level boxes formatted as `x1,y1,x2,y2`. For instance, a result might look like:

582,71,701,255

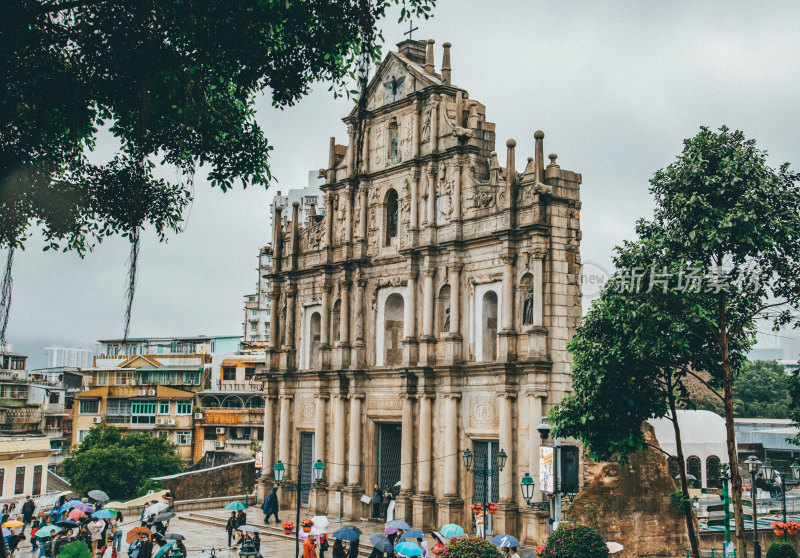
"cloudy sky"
8,0,800,367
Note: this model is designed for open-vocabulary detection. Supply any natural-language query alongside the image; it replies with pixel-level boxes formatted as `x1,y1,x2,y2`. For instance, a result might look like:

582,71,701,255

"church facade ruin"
259,38,583,543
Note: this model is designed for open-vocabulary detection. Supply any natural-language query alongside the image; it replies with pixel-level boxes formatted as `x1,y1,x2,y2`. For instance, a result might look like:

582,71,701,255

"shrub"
440,536,503,558
540,524,610,558
767,542,798,558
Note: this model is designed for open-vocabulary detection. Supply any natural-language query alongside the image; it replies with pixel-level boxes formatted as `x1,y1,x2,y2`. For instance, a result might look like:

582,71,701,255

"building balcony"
198,408,264,426
0,407,42,424
42,403,66,416
218,381,263,392
245,300,259,310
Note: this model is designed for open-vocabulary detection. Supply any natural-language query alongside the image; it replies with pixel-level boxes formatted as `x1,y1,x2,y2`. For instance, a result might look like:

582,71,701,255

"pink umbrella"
67,509,85,521
383,526,398,536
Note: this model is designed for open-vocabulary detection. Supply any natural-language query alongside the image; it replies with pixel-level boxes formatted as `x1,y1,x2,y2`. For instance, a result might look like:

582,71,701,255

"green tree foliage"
734,360,791,418
439,536,502,558
539,524,609,558
63,425,183,500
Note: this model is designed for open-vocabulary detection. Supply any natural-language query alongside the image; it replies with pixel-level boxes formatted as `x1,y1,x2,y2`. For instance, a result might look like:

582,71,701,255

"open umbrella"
431,532,446,545
74,503,93,513
144,502,168,517
154,512,175,523
395,542,423,557
63,500,82,509
91,510,115,519
88,490,109,502
332,528,360,541
607,542,624,554
56,539,91,558
55,520,79,529
440,524,464,539
67,509,85,521
490,535,519,548
162,534,185,541
1,521,23,528
386,520,411,530
36,526,62,539
1,528,10,538
126,527,152,545
311,516,329,530
399,530,425,540
239,526,261,534
225,501,247,511
369,534,394,554
153,540,176,558
383,526,398,536
342,525,363,534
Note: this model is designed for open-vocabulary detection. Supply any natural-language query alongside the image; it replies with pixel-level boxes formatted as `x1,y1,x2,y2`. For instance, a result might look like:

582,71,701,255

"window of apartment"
77,430,90,444
222,367,236,381
96,371,109,386
176,402,192,415
131,401,156,425
158,401,170,415
115,371,134,385
306,196,317,205
14,467,24,495
49,392,59,404
244,367,255,381
106,399,131,423
79,399,99,414
204,426,219,438
183,372,200,385
32,465,42,496
106,345,118,356
251,310,257,317
250,323,257,332
175,431,192,445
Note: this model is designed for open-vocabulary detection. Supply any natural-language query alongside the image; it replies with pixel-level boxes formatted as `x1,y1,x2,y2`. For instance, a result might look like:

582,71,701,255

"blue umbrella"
491,534,520,548
386,520,412,530
153,540,176,558
439,524,464,538
399,530,425,540
91,510,115,519
332,528,360,541
63,500,82,509
225,501,247,511
36,526,62,539
394,542,423,557
369,534,394,554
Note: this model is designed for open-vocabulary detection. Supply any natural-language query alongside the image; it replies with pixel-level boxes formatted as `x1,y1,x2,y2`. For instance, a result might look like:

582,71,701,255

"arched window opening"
707,456,721,488
687,456,702,489
384,293,404,366
309,312,321,369
385,189,398,246
438,285,451,333
519,273,534,326
481,291,498,362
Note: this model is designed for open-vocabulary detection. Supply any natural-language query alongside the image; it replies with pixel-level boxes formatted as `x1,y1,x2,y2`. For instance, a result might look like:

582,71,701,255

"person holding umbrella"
302,534,317,558
88,516,105,554
332,540,346,558
21,496,35,534
260,487,279,525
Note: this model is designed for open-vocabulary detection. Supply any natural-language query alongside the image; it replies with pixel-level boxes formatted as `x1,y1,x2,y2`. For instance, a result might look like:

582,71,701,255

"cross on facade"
404,19,419,41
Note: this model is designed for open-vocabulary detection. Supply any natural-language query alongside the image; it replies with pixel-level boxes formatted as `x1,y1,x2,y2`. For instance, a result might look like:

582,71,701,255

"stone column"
328,393,347,518
310,394,329,514
444,264,463,365
528,392,543,502
346,125,355,176
499,254,516,362
413,394,436,530
431,98,440,154
343,393,364,519
452,161,462,222
324,192,334,249
527,249,548,361
258,392,276,502
281,289,297,370
351,278,367,368
426,166,436,229
410,172,419,231
269,290,280,350
277,393,294,508
320,281,331,369
412,102,421,158
495,392,518,535
396,395,415,523
418,265,435,366
344,187,353,245
402,271,419,365
336,281,351,369
438,393,463,527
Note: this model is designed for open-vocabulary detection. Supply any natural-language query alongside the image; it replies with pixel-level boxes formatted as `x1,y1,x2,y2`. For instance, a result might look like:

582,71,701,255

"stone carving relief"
421,110,431,144
419,170,430,226
469,395,499,427
400,115,414,161
367,397,404,411
299,396,316,424
373,125,384,169
436,162,453,224
303,219,324,251
352,192,361,237
470,184,498,211
400,180,412,247
334,193,346,245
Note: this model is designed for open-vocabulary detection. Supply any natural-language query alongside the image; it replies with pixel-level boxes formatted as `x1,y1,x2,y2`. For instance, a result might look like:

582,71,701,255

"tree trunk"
719,298,746,558
669,383,700,558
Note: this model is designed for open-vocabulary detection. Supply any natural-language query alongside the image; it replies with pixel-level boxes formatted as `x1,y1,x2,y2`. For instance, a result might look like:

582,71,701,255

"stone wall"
154,458,256,501
567,427,689,557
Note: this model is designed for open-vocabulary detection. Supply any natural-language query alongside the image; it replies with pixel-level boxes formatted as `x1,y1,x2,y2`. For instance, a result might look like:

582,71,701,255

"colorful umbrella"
490,535,519,548
153,540,175,558
431,531,446,545
145,503,168,517
1,521,23,528
341,525,363,534
386,520,411,530
311,516,329,529
399,530,425,540
126,526,152,545
88,490,109,502
73,503,93,513
439,524,464,539
56,539,91,558
383,526,398,536
67,509,85,521
332,528,360,541
55,520,79,529
63,500,82,509
225,501,247,511
395,542,423,557
154,512,175,522
36,526,62,539
91,510,115,519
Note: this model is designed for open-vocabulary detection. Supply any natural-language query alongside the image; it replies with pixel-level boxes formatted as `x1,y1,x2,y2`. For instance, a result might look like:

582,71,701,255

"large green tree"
734,361,792,419
0,0,434,339
62,425,184,500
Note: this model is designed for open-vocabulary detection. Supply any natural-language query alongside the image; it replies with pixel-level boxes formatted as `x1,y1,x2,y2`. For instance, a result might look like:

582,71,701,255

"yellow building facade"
0,438,56,498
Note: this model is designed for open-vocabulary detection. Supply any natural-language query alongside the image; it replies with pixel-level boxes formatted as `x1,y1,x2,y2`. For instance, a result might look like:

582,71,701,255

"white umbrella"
607,542,624,554
311,516,329,530
145,502,168,517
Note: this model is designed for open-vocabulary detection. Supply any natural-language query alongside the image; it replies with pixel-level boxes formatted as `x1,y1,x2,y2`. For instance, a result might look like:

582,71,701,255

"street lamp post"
745,455,762,558
758,457,800,541
462,447,507,539
273,458,325,558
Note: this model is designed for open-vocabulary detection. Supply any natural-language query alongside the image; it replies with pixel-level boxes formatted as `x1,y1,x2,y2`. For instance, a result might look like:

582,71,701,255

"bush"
440,536,503,558
767,542,798,558
540,524,609,558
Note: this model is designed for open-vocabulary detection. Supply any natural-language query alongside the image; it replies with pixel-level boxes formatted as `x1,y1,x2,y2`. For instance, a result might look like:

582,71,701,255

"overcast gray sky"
8,0,800,367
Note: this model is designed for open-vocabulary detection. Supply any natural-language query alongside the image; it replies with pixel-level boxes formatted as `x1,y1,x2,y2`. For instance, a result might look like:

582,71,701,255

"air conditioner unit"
138,389,147,396
215,427,225,434
92,417,102,424
194,413,203,420
147,389,156,396
155,418,166,425
214,441,225,449
167,419,176,425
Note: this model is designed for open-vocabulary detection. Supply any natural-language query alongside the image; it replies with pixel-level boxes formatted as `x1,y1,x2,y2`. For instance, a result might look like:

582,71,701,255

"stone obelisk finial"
425,39,435,74
534,130,545,184
441,42,451,84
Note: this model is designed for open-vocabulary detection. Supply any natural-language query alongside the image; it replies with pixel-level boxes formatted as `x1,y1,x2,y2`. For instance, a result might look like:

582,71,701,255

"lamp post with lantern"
272,458,325,558
462,447,507,539
744,455,762,558
758,457,800,541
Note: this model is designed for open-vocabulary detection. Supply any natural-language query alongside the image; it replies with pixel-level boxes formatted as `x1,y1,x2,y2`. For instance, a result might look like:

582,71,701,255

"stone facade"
259,38,582,545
